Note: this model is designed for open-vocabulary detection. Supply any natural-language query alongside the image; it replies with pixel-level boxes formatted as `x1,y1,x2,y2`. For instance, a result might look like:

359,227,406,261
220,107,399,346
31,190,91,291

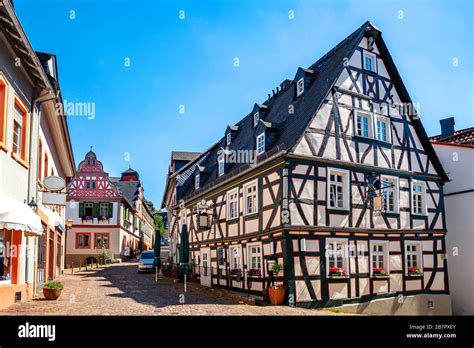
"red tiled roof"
430,127,474,147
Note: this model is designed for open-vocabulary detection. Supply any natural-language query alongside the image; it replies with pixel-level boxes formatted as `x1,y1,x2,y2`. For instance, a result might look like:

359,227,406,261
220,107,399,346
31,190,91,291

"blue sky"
15,0,473,207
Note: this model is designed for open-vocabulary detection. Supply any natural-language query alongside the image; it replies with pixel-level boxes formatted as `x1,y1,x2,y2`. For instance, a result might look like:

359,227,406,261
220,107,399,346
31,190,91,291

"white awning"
0,197,43,236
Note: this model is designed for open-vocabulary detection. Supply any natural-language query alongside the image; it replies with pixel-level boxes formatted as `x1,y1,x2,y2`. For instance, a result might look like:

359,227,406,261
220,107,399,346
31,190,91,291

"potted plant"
372,268,389,277
268,262,286,305
328,267,347,278
408,267,422,276
43,280,64,300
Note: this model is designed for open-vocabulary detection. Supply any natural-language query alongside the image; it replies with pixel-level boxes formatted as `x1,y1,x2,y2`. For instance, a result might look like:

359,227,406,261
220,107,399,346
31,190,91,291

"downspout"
26,89,56,291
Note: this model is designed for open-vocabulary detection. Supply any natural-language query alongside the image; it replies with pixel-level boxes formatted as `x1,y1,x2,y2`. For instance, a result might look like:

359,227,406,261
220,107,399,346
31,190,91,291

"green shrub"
43,280,64,290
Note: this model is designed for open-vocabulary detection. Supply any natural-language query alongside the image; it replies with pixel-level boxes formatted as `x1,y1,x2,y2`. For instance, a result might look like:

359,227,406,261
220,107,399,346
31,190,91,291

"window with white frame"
226,133,231,146
256,133,265,155
195,173,200,190
327,168,349,210
363,50,377,73
229,245,242,271
227,188,239,220
355,111,373,138
405,241,423,274
253,112,260,127
248,242,262,274
243,180,258,215
296,78,304,96
370,241,389,275
376,116,390,142
411,180,426,215
326,239,348,275
218,157,225,177
381,175,399,213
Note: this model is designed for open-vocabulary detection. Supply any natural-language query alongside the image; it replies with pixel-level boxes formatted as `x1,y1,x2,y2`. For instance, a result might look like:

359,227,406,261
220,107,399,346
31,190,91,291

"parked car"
137,251,155,273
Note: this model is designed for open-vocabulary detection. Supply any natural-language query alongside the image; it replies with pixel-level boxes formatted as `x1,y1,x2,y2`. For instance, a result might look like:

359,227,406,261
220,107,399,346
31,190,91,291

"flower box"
407,267,423,277
328,267,347,278
372,268,389,278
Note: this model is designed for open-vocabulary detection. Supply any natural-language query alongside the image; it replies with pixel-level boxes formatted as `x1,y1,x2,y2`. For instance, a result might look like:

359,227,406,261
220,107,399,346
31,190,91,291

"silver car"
137,251,155,273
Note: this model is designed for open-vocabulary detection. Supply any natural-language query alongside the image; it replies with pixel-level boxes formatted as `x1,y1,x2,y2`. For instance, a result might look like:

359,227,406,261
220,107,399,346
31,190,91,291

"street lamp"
66,219,73,230
28,198,38,212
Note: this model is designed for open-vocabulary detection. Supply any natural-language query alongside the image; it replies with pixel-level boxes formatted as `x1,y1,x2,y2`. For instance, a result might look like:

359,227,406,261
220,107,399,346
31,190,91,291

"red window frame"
11,96,29,166
94,233,110,249
0,74,8,152
75,233,91,249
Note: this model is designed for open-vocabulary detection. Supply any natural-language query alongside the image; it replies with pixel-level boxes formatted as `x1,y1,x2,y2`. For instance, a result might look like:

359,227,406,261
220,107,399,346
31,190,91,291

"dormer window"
195,173,200,190
296,78,304,96
363,50,377,73
253,112,259,127
218,157,225,177
256,133,265,155
226,133,231,146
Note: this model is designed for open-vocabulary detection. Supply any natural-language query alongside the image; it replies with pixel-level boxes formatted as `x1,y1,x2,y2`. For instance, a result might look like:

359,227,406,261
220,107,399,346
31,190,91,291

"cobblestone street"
0,262,337,316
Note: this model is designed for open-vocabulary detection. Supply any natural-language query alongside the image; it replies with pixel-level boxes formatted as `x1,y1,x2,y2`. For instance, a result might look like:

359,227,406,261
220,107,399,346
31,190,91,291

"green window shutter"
79,202,84,217
108,203,113,218
93,202,100,217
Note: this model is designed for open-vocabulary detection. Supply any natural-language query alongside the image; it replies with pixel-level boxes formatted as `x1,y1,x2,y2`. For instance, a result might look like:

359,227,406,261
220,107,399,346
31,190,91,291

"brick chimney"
440,117,455,139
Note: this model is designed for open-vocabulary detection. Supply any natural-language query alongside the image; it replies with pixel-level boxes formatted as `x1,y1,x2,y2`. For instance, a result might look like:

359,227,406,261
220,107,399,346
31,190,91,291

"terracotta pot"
268,286,286,305
43,288,62,300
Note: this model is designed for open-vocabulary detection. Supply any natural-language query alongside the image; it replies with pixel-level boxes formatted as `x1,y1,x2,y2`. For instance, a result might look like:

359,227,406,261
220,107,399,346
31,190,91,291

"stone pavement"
0,262,338,316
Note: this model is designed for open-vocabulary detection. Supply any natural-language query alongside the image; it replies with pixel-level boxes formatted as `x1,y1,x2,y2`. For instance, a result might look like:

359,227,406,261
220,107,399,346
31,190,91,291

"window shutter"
79,202,84,217
108,203,113,218
93,202,100,217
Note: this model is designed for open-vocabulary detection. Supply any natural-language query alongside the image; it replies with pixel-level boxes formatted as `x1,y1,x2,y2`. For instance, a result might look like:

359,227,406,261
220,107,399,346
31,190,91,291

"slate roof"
114,180,141,209
171,151,201,162
169,20,449,204
430,127,474,147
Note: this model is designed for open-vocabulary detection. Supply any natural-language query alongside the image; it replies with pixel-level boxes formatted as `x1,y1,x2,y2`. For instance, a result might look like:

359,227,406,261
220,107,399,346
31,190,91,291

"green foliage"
98,248,112,263
271,261,283,276
44,280,64,290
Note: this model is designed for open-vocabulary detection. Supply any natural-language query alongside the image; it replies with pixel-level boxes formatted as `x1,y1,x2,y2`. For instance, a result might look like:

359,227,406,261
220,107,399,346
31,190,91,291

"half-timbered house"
65,150,154,266
162,21,451,314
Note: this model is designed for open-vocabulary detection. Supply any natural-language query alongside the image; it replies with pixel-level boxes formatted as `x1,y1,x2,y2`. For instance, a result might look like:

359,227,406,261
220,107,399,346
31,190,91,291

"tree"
144,199,169,238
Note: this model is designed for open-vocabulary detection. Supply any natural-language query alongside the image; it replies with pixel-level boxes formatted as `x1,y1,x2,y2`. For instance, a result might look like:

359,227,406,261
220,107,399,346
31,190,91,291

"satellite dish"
43,176,66,192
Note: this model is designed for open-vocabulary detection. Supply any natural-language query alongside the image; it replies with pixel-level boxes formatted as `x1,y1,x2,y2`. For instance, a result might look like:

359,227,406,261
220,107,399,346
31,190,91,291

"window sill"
227,217,239,222
0,142,8,153
11,152,29,169
327,207,350,213
383,211,400,217
243,212,259,219
327,275,349,280
363,69,378,76
406,273,423,278
0,280,12,285
371,275,390,279
411,213,428,218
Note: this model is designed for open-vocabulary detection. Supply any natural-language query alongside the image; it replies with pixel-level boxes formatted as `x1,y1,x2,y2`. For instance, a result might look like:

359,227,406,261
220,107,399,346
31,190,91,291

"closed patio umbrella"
178,223,189,280
153,230,161,268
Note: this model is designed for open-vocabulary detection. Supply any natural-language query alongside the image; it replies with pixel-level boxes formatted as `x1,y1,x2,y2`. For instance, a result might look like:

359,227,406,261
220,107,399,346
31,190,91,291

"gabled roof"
430,127,474,147
166,20,449,205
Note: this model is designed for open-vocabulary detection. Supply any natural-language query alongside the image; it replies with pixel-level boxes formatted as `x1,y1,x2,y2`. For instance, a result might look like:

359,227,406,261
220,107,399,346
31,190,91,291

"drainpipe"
26,89,56,291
